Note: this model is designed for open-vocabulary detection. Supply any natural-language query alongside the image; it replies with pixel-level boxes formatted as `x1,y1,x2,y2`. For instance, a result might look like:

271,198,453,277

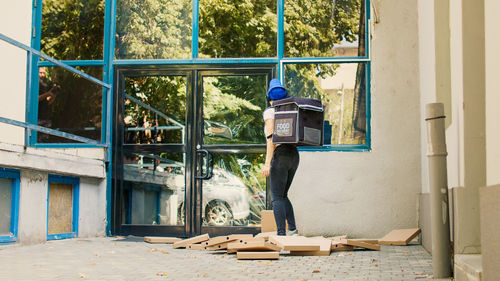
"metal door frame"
112,64,275,238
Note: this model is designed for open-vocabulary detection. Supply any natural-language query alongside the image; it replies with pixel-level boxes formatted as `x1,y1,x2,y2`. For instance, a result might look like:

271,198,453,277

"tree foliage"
116,0,192,59
199,0,277,58
41,0,105,60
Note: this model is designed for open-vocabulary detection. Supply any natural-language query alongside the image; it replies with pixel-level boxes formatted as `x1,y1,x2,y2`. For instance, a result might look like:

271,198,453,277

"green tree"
41,0,105,60
199,0,277,58
115,0,192,59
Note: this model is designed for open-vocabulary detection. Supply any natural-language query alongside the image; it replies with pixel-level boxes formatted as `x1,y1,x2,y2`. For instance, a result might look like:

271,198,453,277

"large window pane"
41,0,105,60
37,66,103,143
202,75,267,145
0,178,13,235
115,0,192,59
124,76,187,144
202,153,265,226
123,152,185,225
284,63,367,145
199,0,277,58
284,0,366,58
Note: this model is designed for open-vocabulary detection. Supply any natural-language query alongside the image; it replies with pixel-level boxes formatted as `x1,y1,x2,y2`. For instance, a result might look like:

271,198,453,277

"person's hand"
262,163,271,177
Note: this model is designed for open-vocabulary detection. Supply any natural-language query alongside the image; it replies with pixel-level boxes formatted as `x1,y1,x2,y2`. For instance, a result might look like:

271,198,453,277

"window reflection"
284,0,365,58
124,76,187,144
115,0,192,59
122,152,185,225
202,153,266,227
41,0,105,60
37,66,103,143
202,75,267,144
284,63,366,145
199,0,277,58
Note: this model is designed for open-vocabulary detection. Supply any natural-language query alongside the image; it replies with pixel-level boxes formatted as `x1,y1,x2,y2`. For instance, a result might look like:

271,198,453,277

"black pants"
270,144,299,235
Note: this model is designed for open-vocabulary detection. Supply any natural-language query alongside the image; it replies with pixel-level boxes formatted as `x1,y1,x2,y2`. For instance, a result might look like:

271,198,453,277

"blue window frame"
47,175,79,240
29,0,371,152
0,168,20,244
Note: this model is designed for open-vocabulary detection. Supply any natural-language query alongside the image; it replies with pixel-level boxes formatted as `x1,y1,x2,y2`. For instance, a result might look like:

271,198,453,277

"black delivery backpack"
272,96,324,146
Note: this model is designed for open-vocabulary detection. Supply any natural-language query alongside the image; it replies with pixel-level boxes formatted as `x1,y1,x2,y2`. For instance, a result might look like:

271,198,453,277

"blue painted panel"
38,60,105,67
112,58,280,65
47,232,77,241
192,0,199,59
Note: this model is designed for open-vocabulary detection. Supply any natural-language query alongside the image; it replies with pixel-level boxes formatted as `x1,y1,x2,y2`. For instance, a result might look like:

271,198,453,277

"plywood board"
237,251,280,260
48,183,73,235
187,244,205,250
343,239,380,251
173,234,210,249
290,238,331,256
144,236,181,244
378,228,421,245
269,236,321,251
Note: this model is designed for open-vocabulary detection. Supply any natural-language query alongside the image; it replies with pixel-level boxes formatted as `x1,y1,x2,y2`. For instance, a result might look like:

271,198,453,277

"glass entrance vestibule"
28,0,371,237
113,65,274,237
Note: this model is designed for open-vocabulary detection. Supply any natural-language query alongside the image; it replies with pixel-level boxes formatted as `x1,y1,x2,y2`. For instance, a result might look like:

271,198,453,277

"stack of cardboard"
143,211,421,260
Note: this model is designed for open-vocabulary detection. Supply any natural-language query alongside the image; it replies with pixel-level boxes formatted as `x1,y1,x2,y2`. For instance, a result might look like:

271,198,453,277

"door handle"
195,149,213,180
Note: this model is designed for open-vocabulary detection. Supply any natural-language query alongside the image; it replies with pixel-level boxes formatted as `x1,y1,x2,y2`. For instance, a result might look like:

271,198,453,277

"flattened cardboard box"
290,238,331,256
144,236,181,244
379,228,421,245
173,234,209,249
237,251,280,260
269,236,321,251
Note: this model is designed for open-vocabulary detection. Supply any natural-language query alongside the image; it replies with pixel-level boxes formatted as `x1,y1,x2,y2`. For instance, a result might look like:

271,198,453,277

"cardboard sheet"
290,238,331,256
269,236,321,251
379,228,421,245
237,251,280,260
144,237,181,244
173,234,210,249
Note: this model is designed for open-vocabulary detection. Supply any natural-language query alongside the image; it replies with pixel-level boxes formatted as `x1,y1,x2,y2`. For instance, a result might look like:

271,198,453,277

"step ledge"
455,254,482,279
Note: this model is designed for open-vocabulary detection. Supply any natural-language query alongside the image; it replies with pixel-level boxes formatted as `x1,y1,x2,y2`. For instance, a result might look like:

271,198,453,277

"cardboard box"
237,251,279,260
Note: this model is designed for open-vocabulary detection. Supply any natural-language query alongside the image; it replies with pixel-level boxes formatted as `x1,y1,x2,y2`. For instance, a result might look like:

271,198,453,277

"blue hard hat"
266,79,288,101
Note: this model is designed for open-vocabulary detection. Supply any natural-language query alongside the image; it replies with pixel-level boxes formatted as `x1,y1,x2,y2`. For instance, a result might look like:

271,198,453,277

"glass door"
196,69,273,236
113,68,194,237
112,65,275,237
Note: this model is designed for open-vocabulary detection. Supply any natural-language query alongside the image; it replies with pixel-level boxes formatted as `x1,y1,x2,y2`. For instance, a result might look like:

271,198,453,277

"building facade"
1,0,498,279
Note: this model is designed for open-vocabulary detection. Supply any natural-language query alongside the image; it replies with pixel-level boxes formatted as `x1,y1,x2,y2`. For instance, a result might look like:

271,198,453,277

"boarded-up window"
48,183,74,235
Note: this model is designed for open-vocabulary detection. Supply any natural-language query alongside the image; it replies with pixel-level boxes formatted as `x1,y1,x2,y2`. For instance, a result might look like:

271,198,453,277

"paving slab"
0,237,453,281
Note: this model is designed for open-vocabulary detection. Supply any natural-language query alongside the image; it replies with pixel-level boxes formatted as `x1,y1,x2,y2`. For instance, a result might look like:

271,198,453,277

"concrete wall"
0,0,31,145
290,0,422,238
1,143,107,245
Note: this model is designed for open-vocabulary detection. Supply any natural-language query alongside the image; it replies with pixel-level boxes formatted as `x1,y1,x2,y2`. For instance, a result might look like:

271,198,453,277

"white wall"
448,0,464,188
418,0,436,194
290,0,422,238
485,0,500,186
0,0,31,145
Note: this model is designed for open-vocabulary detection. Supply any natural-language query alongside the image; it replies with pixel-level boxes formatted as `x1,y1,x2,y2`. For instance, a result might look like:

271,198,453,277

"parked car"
175,167,251,226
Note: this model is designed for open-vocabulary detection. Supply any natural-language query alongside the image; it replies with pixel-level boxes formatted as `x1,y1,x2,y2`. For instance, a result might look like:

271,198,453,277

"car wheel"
205,201,233,226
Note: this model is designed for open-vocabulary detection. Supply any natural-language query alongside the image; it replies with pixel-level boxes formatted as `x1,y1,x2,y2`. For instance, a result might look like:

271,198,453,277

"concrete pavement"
0,236,452,281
